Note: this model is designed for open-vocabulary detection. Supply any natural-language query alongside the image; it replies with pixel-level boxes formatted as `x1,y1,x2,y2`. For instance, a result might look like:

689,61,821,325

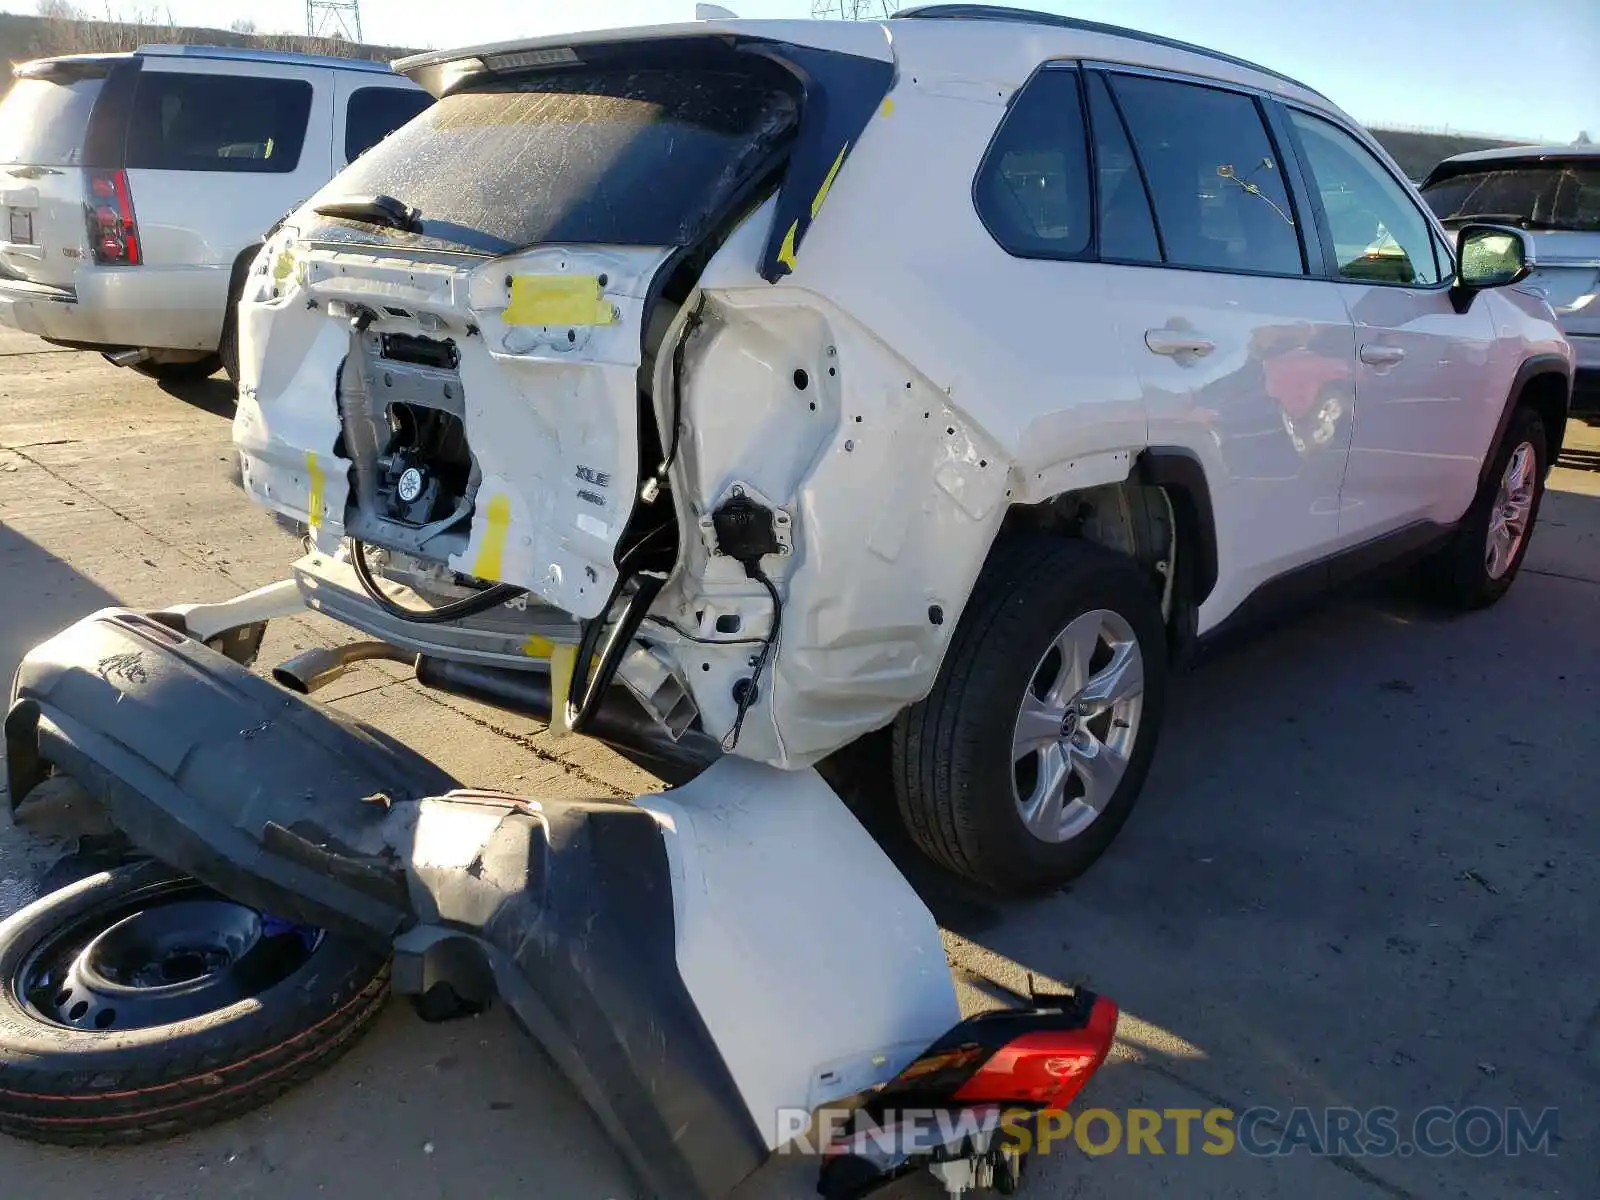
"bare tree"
229,17,257,33
35,0,86,17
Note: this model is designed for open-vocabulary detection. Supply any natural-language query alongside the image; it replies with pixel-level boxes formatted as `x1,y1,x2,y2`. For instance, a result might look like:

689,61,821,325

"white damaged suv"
234,7,1573,893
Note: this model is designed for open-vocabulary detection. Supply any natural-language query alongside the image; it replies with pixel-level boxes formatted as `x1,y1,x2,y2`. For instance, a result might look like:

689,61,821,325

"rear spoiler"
14,54,128,82
396,27,896,285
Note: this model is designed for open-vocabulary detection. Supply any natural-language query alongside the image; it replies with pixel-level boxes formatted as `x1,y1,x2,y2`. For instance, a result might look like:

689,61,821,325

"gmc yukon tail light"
85,169,141,265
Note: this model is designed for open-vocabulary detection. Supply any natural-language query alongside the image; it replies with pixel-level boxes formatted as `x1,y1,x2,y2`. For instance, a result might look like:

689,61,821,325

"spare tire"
0,860,388,1145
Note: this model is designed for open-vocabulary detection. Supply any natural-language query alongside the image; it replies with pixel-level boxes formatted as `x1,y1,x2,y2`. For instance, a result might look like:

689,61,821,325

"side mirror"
1450,224,1534,313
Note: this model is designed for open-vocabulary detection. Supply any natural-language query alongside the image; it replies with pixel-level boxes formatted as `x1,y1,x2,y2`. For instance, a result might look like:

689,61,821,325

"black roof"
892,5,1324,97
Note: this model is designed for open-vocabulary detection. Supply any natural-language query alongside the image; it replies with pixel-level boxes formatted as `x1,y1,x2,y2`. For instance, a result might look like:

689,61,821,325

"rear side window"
973,68,1092,258
345,86,432,162
1109,74,1304,277
0,77,104,167
307,65,800,256
125,73,313,173
1084,73,1160,263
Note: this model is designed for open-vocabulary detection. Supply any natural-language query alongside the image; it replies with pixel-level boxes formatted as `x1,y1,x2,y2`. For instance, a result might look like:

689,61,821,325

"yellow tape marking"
472,493,512,581
810,145,849,218
304,452,325,530
547,642,578,735
520,634,555,660
504,275,616,327
776,219,800,271
879,96,895,117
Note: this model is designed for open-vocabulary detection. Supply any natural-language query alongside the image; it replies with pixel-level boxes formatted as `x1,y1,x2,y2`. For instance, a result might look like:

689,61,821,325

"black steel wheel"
0,860,388,1144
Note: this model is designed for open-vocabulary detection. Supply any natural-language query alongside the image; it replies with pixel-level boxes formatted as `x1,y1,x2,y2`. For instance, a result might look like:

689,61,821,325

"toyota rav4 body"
232,7,1573,893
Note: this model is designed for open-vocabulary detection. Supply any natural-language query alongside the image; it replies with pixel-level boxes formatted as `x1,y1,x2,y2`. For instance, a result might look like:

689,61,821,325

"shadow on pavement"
156,375,237,419
889,491,1600,1199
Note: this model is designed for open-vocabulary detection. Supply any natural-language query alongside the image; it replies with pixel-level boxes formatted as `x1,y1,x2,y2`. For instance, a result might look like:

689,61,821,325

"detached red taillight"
952,996,1119,1112
85,170,141,266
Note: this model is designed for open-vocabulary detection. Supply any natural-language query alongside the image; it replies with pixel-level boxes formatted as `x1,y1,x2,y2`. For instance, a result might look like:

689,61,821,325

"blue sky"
26,0,1599,139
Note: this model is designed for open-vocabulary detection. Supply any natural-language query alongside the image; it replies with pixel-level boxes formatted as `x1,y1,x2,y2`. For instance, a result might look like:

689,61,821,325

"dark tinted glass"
306,66,799,257
344,86,433,162
974,68,1093,258
1423,161,1600,233
0,77,104,166
125,73,313,173
1085,73,1160,263
1110,75,1304,276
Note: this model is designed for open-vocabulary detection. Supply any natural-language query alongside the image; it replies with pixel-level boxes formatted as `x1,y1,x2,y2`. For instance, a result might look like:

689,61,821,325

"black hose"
350,539,526,625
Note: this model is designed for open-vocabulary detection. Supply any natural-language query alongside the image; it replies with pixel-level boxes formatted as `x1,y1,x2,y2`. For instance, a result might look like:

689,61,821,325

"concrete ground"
0,327,1594,1199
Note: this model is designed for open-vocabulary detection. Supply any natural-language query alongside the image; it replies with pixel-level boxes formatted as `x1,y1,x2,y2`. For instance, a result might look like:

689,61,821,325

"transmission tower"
811,1,895,17
307,0,363,42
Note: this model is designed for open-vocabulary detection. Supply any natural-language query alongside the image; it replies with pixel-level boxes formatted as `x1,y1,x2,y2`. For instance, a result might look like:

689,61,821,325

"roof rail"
891,5,1324,97
134,43,397,74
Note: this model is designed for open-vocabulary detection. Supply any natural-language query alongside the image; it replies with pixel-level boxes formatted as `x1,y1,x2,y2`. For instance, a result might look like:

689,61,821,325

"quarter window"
1109,74,1304,277
1288,110,1444,286
973,68,1093,259
125,73,313,174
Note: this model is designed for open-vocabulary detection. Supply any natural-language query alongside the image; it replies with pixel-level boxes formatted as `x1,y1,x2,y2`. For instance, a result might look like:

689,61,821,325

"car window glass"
1085,73,1160,263
0,77,104,166
1109,74,1303,276
308,65,799,256
1289,110,1443,286
344,86,433,163
1423,161,1600,234
973,68,1092,258
125,73,313,174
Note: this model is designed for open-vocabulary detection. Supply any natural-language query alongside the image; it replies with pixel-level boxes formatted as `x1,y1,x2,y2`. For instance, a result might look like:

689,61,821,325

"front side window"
125,73,313,174
973,67,1093,259
1422,160,1600,234
1289,109,1443,286
1109,74,1304,277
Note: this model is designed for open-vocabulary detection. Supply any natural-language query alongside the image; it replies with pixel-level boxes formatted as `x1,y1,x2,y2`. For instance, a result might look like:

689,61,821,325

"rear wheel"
1423,405,1547,609
0,860,388,1145
893,537,1168,894
131,354,222,384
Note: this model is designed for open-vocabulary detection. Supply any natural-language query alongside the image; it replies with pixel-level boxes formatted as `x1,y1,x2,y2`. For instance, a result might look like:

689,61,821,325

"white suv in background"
0,44,430,384
235,7,1573,894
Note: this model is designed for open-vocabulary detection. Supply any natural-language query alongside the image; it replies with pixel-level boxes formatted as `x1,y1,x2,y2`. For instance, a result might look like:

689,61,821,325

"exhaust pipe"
104,348,150,367
274,641,416,695
415,657,721,784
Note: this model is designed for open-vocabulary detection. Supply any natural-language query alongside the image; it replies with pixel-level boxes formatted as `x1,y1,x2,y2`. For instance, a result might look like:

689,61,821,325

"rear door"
0,57,130,288
1092,68,1357,625
331,75,432,171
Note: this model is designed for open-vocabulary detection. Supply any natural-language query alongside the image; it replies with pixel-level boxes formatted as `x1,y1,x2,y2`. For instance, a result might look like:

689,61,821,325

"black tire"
219,294,242,389
0,860,389,1145
893,536,1168,895
1422,405,1548,610
131,354,223,383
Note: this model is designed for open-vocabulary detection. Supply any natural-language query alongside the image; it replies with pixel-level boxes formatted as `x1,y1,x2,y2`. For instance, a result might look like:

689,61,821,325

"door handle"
1145,330,1216,357
1359,344,1406,366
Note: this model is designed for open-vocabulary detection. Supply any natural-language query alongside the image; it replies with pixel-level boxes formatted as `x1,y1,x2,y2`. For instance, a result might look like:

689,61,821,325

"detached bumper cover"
5,608,767,1199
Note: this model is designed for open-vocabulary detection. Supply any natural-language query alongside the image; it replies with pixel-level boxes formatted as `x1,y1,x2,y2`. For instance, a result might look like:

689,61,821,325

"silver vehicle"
1422,144,1600,397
